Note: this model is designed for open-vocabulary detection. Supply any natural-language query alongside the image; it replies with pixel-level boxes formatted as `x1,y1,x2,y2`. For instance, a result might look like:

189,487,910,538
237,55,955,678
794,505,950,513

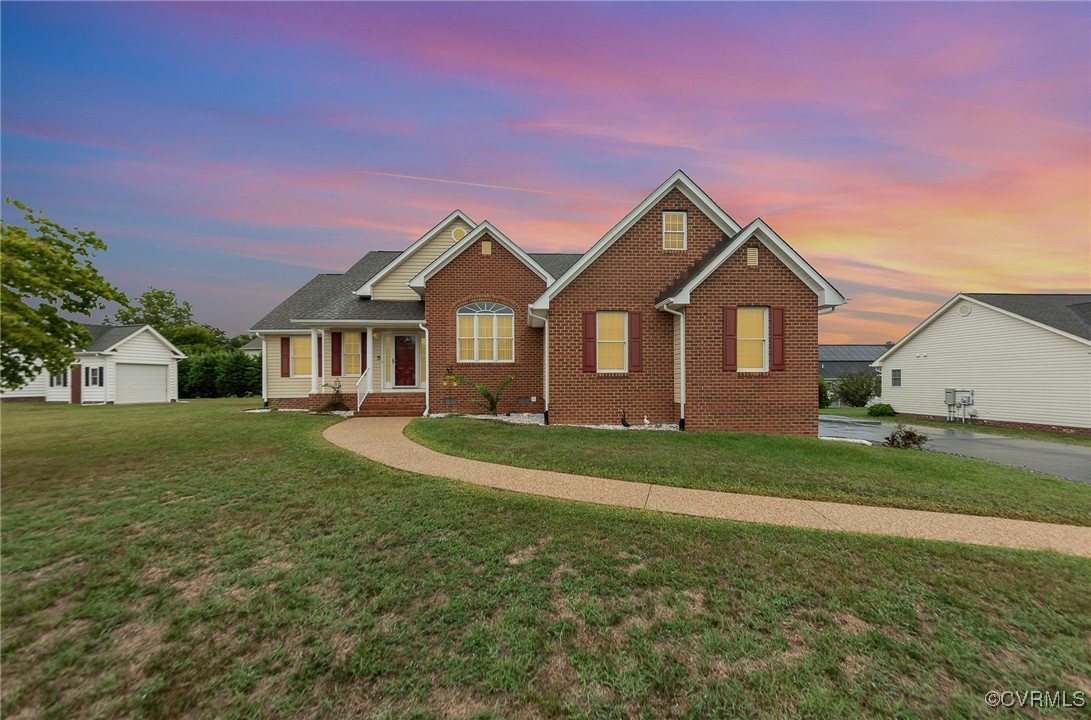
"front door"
393,335,417,387
70,364,82,404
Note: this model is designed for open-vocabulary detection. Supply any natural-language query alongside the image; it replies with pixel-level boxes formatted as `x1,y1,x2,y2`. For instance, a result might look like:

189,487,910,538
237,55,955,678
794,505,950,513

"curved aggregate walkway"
324,417,1091,558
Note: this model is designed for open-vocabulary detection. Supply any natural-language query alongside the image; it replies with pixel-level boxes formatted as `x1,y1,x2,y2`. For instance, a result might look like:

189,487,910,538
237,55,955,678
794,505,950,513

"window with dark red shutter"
318,337,323,377
723,306,737,372
361,333,368,373
770,308,785,371
280,337,291,377
628,312,643,372
331,332,342,376
582,312,596,372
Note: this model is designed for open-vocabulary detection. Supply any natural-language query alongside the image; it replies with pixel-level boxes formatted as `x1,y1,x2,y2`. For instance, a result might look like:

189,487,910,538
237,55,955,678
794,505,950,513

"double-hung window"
891,369,901,387
457,303,514,363
663,211,687,250
342,333,362,375
85,366,104,387
50,372,68,387
291,336,312,377
596,312,627,372
736,307,768,372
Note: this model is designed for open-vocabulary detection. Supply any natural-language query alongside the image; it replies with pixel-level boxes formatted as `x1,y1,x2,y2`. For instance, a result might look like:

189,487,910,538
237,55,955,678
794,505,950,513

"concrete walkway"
324,417,1091,558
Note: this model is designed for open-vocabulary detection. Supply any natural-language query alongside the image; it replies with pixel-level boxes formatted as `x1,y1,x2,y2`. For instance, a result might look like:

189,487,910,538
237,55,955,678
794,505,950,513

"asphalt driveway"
819,416,1091,484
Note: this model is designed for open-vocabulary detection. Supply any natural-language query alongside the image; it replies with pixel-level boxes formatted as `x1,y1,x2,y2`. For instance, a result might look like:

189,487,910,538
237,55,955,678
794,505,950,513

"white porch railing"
356,368,372,412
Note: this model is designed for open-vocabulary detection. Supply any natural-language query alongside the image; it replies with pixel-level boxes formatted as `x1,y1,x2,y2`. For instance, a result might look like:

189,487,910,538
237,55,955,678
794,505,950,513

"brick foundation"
0,396,46,403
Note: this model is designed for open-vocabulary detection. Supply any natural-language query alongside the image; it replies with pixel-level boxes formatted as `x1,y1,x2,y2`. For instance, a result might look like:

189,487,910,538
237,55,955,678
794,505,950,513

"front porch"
307,325,428,416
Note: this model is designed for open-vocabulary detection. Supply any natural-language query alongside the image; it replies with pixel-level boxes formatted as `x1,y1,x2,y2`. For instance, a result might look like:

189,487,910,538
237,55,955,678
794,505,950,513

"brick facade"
425,231,547,415
684,239,818,436
548,189,726,427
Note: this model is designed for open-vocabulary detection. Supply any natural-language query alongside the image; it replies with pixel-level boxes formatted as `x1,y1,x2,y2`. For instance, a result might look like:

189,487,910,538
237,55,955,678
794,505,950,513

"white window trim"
456,303,515,364
341,333,363,377
290,336,312,379
737,307,769,373
596,311,628,374
891,369,902,387
662,211,687,251
50,372,68,388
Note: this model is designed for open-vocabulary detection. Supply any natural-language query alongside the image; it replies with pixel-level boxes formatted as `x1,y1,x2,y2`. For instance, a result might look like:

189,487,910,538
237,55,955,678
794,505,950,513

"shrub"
446,373,514,414
867,403,896,417
835,371,881,407
182,352,224,398
818,377,831,409
319,378,351,412
216,352,260,397
884,423,929,449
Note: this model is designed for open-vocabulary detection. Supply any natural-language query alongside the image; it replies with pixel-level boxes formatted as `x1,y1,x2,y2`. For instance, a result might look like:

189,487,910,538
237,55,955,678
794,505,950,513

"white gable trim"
408,221,554,294
102,325,188,359
872,294,1091,366
355,210,476,297
657,219,847,310
531,170,743,310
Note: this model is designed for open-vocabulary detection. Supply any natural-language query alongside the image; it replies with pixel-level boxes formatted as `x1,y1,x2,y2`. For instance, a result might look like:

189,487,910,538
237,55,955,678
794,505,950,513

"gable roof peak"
355,209,476,297
408,221,554,295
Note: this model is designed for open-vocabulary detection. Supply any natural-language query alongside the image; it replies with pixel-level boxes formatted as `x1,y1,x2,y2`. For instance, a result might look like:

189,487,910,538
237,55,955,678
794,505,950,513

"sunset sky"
2,2,1088,342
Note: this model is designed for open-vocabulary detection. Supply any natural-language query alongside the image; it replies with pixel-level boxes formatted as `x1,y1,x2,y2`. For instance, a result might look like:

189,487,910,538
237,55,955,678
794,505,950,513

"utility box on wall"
945,388,956,405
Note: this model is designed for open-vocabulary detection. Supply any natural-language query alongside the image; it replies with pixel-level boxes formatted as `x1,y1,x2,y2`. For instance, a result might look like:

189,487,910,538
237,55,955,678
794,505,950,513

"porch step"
354,392,426,418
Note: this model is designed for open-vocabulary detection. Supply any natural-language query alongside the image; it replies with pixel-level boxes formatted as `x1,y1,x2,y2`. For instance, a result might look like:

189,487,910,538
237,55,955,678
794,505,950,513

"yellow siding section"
266,335,312,397
371,218,474,300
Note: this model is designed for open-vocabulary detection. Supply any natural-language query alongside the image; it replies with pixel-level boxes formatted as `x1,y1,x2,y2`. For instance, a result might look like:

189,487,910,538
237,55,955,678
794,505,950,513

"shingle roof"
251,251,429,330
965,294,1091,341
819,345,889,362
529,253,582,278
80,324,146,352
655,233,733,304
241,336,263,351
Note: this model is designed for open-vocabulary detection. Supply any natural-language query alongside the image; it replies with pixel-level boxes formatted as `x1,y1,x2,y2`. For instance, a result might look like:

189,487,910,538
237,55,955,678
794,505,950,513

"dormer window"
663,211,686,250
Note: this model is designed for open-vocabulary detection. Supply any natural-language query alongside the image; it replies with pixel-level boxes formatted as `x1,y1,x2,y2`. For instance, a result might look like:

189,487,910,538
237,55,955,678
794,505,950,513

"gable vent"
481,240,492,255
452,227,467,242
746,247,759,266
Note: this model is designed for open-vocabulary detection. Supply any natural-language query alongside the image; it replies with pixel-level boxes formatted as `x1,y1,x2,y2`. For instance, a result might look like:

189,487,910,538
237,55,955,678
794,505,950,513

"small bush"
884,423,929,449
867,403,896,417
834,371,881,407
445,373,514,414
818,377,831,409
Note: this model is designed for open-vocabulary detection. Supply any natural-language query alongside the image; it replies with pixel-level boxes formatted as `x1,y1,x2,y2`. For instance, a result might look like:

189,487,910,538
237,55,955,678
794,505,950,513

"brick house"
250,171,846,435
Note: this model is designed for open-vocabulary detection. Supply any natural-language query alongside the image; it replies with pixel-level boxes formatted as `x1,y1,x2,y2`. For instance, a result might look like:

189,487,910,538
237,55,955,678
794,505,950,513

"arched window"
457,302,514,363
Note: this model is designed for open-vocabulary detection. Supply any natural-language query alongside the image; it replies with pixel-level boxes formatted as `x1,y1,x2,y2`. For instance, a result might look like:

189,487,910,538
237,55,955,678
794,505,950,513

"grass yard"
407,417,1091,527
2,400,1089,719
820,407,1091,447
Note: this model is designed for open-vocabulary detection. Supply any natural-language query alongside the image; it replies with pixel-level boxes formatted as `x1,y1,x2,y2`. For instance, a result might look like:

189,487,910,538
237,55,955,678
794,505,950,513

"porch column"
310,327,320,394
366,328,373,393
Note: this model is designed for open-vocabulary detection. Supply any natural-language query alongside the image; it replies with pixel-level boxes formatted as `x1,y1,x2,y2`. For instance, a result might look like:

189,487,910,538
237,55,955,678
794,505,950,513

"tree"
834,370,882,408
168,324,231,354
818,376,831,409
230,332,256,350
109,287,193,332
181,353,222,398
1,199,128,389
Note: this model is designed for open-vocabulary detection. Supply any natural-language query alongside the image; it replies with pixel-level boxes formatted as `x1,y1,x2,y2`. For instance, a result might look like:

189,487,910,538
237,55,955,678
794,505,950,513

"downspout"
662,304,686,431
528,308,549,424
418,321,429,417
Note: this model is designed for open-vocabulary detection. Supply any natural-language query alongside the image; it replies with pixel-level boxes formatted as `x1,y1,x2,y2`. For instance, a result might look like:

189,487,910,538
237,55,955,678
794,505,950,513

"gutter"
661,302,686,431
528,307,550,424
418,321,430,417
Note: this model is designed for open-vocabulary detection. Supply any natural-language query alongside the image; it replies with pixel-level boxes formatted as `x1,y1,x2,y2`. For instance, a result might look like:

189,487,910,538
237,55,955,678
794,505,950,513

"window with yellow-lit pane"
456,302,515,363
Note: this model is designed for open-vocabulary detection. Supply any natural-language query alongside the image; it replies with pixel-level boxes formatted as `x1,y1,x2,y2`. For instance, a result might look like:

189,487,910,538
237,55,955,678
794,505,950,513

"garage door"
116,363,168,404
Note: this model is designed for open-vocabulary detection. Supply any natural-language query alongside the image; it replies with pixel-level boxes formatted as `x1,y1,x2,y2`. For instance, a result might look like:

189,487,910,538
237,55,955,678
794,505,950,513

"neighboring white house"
0,324,187,405
872,293,1091,430
240,336,263,358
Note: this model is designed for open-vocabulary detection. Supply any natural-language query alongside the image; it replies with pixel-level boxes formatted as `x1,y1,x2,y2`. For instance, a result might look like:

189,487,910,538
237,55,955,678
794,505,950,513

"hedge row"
178,352,261,398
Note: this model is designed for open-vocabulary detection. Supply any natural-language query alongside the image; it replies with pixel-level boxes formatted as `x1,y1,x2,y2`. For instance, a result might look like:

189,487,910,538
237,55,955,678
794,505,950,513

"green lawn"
407,417,1091,527
820,407,1091,446
2,400,1089,719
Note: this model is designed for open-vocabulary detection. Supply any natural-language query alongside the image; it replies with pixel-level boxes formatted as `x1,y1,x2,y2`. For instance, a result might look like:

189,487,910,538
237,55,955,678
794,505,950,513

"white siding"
881,301,1091,428
81,361,108,404
106,329,180,402
266,334,312,398
370,218,472,300
1,369,49,400
47,369,73,403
